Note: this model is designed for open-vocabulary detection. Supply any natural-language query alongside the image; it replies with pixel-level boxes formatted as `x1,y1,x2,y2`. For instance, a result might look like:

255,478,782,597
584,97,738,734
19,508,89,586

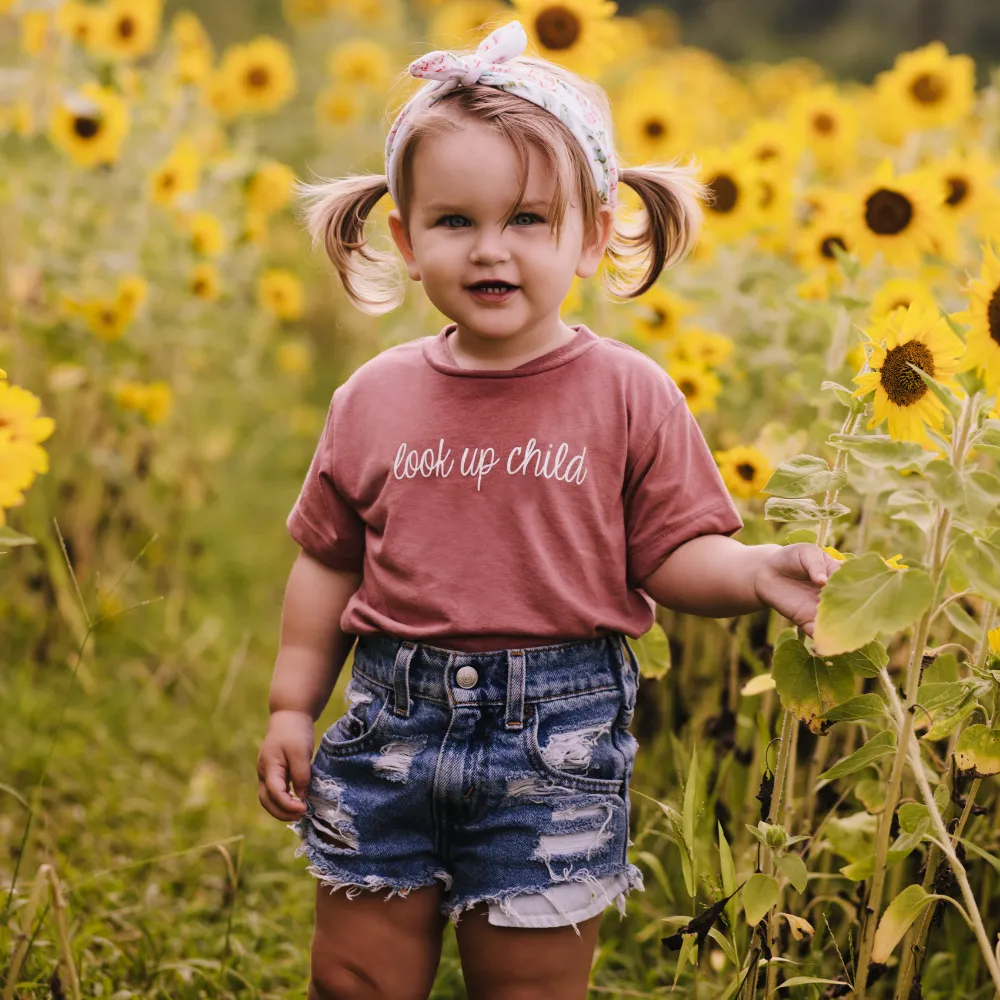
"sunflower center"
945,176,969,206
678,379,696,397
707,174,738,213
812,112,835,135
159,171,176,190
910,72,946,104
820,235,847,259
865,188,913,236
193,278,208,295
72,115,101,139
756,145,779,162
644,118,666,139
247,65,271,89
651,308,668,328
759,180,775,208
890,299,911,312
736,462,756,481
117,16,136,39
101,309,117,326
988,286,1000,346
534,6,582,50
879,340,936,406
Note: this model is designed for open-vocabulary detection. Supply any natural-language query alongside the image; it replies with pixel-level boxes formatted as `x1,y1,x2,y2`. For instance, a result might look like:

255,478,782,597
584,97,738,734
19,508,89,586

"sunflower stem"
852,390,972,998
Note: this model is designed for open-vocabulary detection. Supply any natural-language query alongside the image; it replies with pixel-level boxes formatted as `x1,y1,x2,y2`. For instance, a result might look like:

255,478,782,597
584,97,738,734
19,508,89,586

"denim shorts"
291,631,645,934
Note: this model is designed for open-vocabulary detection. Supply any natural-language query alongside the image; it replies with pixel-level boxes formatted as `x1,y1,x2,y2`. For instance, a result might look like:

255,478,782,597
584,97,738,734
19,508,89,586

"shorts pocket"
321,674,391,757
524,689,626,794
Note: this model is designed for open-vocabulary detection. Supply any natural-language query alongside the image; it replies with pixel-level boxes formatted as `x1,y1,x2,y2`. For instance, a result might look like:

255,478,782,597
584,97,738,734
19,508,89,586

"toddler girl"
257,19,838,1000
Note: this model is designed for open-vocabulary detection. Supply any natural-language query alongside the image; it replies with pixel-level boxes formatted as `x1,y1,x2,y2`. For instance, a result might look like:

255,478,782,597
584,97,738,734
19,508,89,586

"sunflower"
112,380,172,424
246,160,296,216
696,145,762,243
870,277,936,324
190,263,221,301
20,10,53,55
55,0,102,48
509,0,619,76
667,361,721,415
752,160,796,252
171,9,211,49
614,80,695,165
188,212,226,256
953,242,1000,396
789,84,860,177
218,36,297,116
328,38,393,90
276,341,313,374
176,43,214,86
738,118,803,175
714,444,772,500
426,0,502,45
632,285,696,340
666,326,733,368
793,195,854,274
0,430,51,527
258,269,304,321
282,0,337,21
316,85,363,127
747,58,825,116
873,42,975,133
918,148,998,225
842,159,944,268
95,0,163,61
0,382,56,448
852,298,966,449
634,5,679,48
148,138,201,207
49,83,130,168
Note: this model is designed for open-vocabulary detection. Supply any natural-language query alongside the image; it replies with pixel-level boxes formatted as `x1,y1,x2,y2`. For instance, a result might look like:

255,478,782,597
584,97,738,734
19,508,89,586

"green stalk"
853,392,974,997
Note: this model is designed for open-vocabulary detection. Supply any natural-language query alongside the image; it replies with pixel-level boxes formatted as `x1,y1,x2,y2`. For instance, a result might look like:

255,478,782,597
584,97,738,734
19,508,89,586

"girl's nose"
469,228,511,265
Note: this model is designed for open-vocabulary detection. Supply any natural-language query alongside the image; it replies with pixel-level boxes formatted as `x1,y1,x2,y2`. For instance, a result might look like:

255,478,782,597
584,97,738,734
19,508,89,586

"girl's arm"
269,550,362,719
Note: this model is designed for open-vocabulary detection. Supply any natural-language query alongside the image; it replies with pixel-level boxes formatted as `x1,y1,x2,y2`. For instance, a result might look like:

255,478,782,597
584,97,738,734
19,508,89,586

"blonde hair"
298,47,708,315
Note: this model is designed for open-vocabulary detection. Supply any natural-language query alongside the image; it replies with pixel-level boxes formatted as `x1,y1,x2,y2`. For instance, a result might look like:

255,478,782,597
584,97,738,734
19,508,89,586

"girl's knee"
308,963,378,1000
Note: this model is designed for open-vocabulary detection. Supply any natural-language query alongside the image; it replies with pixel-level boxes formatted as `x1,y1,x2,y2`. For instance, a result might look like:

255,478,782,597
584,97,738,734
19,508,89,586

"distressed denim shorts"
291,632,645,934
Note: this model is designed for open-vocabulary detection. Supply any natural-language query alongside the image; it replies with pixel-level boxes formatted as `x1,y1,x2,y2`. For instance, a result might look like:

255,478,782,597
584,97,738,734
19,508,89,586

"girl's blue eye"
435,212,544,228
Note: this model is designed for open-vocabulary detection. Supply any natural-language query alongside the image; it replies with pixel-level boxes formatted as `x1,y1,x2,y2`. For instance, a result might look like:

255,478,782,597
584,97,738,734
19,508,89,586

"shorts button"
456,665,479,688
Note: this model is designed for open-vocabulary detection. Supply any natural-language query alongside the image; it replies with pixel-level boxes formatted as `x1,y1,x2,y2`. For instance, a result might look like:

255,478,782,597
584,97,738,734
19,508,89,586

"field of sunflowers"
4,0,1000,997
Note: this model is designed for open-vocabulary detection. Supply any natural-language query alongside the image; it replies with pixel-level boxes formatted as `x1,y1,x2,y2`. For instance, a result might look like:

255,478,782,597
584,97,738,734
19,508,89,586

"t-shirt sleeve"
624,396,744,589
286,391,366,572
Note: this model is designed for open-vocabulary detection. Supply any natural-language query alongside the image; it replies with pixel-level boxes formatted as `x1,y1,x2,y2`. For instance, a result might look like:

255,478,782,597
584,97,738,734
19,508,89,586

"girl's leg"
454,902,604,1000
308,882,447,1000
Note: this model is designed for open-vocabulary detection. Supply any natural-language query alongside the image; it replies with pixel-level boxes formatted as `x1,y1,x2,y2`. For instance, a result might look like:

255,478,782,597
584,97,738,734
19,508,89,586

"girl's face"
388,119,613,346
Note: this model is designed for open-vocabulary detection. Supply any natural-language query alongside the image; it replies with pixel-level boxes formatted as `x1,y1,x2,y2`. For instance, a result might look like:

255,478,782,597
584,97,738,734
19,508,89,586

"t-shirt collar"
422,323,599,377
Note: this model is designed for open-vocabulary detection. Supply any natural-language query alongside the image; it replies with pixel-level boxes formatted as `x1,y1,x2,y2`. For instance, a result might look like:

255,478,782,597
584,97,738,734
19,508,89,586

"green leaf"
742,873,780,926
948,534,1000,607
829,433,929,470
908,363,962,421
818,730,897,781
872,885,940,964
777,978,851,991
634,850,675,903
764,497,851,522
718,821,739,928
955,724,1000,776
956,836,1000,875
0,525,37,549
783,527,818,544
681,744,698,898
821,694,888,724
925,461,1000,526
812,551,935,656
916,680,980,740
821,380,862,410
840,816,929,881
632,622,671,679
943,600,983,642
775,853,808,893
825,811,877,863
840,639,889,678
762,455,849,499
886,489,936,534
853,778,887,813
772,637,856,734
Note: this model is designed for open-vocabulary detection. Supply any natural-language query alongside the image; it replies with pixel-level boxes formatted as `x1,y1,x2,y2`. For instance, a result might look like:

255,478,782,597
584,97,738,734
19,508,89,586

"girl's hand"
752,543,843,638
257,709,315,821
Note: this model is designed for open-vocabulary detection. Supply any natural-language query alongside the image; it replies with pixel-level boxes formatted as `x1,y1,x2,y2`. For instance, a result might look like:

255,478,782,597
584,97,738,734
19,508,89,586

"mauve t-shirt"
286,323,744,652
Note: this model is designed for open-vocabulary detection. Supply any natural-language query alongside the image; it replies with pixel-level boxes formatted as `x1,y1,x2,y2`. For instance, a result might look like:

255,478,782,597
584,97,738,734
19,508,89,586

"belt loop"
392,642,416,718
620,633,640,679
504,649,526,730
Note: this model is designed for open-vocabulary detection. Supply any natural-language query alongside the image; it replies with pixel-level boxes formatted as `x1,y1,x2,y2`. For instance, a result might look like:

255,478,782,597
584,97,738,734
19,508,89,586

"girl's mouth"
466,281,520,303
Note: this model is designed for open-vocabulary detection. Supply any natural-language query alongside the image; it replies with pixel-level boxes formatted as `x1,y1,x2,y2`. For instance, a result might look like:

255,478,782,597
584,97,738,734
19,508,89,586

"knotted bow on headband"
384,20,618,208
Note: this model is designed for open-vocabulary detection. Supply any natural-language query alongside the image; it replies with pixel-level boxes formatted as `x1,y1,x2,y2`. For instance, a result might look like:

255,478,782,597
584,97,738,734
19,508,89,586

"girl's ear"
388,209,421,281
575,204,615,280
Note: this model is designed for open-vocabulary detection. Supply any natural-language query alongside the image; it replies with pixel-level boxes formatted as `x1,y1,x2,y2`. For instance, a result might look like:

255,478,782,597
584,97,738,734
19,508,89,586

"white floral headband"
384,20,619,208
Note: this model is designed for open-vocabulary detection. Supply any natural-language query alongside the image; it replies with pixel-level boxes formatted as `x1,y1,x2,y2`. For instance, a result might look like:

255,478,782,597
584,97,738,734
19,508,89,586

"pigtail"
295,173,404,314
603,160,709,299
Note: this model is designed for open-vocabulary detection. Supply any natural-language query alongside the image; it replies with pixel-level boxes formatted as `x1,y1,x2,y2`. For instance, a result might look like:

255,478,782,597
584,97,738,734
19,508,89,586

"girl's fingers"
260,753,307,820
